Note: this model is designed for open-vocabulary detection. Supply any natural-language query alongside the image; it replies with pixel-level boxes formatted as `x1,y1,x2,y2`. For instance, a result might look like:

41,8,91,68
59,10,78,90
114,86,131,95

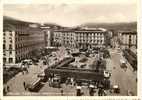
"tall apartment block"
118,31,137,49
53,28,110,49
3,16,45,64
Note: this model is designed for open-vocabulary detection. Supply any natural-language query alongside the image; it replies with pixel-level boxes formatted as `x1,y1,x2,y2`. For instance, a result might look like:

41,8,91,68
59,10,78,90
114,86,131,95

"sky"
3,0,137,27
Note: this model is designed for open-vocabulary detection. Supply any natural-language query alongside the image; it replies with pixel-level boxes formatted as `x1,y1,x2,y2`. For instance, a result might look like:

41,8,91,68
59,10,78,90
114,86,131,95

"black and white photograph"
2,0,138,97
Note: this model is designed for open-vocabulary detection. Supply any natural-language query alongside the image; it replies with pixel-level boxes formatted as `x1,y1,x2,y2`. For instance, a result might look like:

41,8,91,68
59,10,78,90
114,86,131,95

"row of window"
3,39,13,43
15,36,44,41
3,41,43,50
76,40,103,43
76,37,104,40
76,33,104,36
3,32,13,36
55,34,104,37
3,57,13,63
3,44,12,50
76,36,104,38
3,51,13,55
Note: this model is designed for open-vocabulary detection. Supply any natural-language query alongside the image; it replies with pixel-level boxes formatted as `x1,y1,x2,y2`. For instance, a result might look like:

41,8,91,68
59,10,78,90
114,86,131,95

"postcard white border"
0,0,141,100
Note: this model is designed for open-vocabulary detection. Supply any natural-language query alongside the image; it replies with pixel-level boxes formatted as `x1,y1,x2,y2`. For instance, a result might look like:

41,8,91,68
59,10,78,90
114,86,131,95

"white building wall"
3,30,16,64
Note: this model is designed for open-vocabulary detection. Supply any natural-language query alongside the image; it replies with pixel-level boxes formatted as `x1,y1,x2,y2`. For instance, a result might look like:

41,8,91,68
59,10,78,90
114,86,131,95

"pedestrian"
76,86,82,96
89,85,95,96
25,67,29,74
22,69,24,75
3,88,7,96
76,89,81,96
71,78,74,87
23,82,26,90
61,89,64,96
21,65,25,75
98,88,102,96
7,86,10,92
27,64,29,68
89,88,94,96
98,88,104,96
40,65,42,68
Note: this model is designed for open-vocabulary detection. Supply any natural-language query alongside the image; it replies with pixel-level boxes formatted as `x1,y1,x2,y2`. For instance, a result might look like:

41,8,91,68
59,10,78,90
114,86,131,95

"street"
4,47,137,96
108,49,137,95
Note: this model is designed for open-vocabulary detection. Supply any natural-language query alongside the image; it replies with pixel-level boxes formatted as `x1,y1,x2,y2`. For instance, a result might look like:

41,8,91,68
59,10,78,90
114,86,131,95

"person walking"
21,65,25,75
3,87,7,96
7,85,10,92
76,86,82,96
98,88,104,96
60,88,64,96
26,68,28,74
22,68,25,75
89,85,95,96
23,82,26,90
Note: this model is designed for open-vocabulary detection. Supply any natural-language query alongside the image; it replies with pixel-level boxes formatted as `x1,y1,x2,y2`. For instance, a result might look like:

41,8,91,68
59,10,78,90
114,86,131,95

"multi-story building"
53,28,109,49
41,26,52,47
3,16,45,64
75,28,107,49
118,31,137,49
40,23,61,47
53,30,63,47
53,29,75,48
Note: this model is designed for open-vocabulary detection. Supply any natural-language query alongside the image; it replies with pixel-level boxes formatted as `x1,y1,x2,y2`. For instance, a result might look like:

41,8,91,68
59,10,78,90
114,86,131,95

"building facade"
3,17,45,64
53,29,75,48
53,30,63,47
41,26,54,47
118,31,137,49
75,29,107,49
53,28,109,49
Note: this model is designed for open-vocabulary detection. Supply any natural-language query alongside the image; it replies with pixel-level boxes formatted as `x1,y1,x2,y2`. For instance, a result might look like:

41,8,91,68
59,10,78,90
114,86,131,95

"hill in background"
79,22,137,36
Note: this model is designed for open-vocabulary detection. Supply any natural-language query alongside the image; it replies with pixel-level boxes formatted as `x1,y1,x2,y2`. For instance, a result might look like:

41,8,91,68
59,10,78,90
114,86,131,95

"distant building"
53,30,63,47
41,24,62,47
118,31,137,49
41,26,53,47
75,28,107,49
3,17,45,64
53,28,110,49
53,29,75,48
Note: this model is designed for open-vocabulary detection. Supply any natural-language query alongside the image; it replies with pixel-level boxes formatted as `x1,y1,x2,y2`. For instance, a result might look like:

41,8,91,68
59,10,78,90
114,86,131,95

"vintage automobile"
120,59,127,68
28,78,42,92
104,70,111,78
113,85,120,93
23,59,33,65
49,75,61,88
